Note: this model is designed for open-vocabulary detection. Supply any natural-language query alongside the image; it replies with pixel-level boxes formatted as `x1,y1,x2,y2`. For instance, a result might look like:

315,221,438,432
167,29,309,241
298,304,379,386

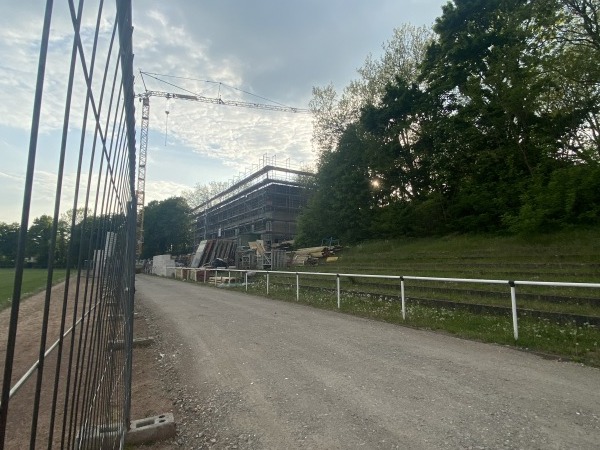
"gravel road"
135,274,600,449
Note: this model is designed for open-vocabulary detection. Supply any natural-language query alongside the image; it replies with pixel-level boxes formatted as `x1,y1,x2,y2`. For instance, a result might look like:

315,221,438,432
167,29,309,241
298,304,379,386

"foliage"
1,208,123,269
25,215,69,268
68,213,127,268
141,197,192,258
237,229,600,365
298,0,600,242
181,181,229,210
0,222,19,268
503,164,600,233
295,124,375,245
309,24,433,153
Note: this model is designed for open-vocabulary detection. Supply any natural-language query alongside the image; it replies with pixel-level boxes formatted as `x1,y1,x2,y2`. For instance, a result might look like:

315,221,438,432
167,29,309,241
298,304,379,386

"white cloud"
144,179,193,206
0,0,447,224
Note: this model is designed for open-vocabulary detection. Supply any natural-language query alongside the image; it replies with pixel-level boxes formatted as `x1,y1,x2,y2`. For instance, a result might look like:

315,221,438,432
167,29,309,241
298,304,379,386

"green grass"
0,268,67,311
314,229,600,279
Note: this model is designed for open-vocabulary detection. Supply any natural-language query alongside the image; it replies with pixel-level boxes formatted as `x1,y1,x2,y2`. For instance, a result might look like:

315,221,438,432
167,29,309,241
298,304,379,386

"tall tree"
296,124,374,245
27,215,54,268
141,197,192,259
310,24,433,153
419,0,589,230
552,0,600,160
181,181,229,210
361,77,434,203
0,222,19,267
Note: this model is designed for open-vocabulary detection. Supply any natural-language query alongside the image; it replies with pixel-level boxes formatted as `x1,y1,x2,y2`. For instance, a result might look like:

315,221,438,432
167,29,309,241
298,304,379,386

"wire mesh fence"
0,1,136,448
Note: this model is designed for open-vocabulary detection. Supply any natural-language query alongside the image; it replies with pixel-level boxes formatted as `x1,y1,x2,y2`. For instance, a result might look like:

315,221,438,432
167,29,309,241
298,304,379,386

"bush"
504,164,600,234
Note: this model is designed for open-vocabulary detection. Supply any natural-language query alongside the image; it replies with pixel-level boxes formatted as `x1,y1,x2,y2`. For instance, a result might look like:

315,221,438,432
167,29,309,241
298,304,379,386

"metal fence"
0,1,136,449
182,268,600,341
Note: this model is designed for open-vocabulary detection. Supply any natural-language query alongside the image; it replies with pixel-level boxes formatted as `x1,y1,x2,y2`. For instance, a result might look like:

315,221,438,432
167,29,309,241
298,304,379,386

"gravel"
136,274,600,449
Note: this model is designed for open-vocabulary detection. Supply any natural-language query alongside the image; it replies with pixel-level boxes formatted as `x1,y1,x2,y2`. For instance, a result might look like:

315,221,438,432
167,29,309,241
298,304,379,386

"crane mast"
135,87,309,259
136,96,149,258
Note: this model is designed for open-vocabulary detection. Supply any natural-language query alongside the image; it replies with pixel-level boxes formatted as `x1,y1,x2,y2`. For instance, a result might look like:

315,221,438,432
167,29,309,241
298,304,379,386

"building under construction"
192,156,313,250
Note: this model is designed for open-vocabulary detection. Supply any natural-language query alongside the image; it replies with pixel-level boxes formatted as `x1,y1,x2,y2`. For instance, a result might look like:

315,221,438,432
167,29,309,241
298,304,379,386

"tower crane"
135,72,310,259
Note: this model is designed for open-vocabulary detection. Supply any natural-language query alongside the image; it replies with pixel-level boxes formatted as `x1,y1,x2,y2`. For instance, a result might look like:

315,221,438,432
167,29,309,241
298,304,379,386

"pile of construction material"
190,239,237,268
291,244,342,266
237,240,289,270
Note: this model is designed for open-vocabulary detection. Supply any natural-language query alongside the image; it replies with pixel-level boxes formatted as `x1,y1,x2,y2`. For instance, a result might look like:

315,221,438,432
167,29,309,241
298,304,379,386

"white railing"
170,267,600,341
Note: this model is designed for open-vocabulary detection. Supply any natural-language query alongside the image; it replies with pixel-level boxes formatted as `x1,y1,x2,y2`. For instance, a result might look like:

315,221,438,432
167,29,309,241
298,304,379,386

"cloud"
0,0,447,224
144,179,192,205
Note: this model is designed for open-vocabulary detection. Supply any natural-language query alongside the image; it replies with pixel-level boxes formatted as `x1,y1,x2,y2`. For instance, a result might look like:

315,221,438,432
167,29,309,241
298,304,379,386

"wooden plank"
191,240,208,268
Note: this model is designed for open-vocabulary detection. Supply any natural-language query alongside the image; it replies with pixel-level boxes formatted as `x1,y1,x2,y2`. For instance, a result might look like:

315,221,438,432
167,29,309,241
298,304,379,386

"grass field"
0,269,67,311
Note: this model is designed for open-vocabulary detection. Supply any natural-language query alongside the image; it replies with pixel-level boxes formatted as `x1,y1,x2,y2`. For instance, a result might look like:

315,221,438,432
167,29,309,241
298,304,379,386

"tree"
60,207,91,226
361,77,435,203
141,197,192,259
296,124,374,245
68,213,127,268
181,181,229,210
0,222,19,267
26,215,54,267
551,0,600,161
310,24,433,153
417,0,592,230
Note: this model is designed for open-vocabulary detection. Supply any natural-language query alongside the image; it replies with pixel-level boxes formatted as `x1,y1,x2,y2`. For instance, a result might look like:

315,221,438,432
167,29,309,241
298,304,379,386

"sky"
0,0,447,224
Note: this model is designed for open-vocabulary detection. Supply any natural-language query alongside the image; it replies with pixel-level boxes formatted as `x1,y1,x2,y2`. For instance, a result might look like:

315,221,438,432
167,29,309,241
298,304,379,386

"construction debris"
190,239,237,268
237,240,289,270
290,244,342,266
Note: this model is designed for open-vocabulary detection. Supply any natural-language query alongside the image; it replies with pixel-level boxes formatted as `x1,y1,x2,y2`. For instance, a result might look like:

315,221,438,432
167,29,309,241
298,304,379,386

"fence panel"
0,1,136,448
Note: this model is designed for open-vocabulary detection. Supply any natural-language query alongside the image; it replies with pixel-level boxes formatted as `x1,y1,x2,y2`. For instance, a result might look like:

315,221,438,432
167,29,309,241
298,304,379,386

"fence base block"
108,336,154,350
126,413,176,446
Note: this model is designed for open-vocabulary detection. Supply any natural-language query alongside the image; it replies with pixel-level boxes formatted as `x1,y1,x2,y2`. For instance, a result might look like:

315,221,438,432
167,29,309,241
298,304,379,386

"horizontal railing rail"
168,267,600,341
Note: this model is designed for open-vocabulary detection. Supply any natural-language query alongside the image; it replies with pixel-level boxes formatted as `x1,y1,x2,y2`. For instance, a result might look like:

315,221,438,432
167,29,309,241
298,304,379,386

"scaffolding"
193,156,313,250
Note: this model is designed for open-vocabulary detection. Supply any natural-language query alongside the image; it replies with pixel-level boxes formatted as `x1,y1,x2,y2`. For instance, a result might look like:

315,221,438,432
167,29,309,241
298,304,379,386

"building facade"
193,161,313,250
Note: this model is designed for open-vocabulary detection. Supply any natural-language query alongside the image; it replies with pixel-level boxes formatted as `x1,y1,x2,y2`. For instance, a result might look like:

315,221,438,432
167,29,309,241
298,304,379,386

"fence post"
296,272,299,301
400,277,406,320
509,281,518,340
336,274,341,309
214,269,218,286
266,272,270,295
245,271,248,292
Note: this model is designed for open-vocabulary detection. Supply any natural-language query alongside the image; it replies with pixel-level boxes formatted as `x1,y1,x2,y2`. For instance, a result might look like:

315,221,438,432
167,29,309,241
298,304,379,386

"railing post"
336,274,341,309
214,269,218,286
509,281,518,340
400,277,406,320
266,272,270,295
245,271,248,292
296,272,299,301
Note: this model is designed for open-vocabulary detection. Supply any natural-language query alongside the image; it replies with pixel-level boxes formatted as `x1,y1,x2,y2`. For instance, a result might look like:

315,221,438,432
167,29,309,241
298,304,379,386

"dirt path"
0,278,174,449
135,274,600,449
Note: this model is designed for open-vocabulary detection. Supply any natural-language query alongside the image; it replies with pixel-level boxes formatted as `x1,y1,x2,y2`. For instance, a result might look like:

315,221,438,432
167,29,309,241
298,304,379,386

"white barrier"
174,267,600,341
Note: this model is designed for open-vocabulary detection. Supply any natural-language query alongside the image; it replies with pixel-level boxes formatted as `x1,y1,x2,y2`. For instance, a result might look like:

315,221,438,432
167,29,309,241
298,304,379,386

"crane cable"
140,71,296,109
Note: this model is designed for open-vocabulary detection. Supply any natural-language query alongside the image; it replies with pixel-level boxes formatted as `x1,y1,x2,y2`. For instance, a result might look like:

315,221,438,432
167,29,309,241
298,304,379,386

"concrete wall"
152,254,175,277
